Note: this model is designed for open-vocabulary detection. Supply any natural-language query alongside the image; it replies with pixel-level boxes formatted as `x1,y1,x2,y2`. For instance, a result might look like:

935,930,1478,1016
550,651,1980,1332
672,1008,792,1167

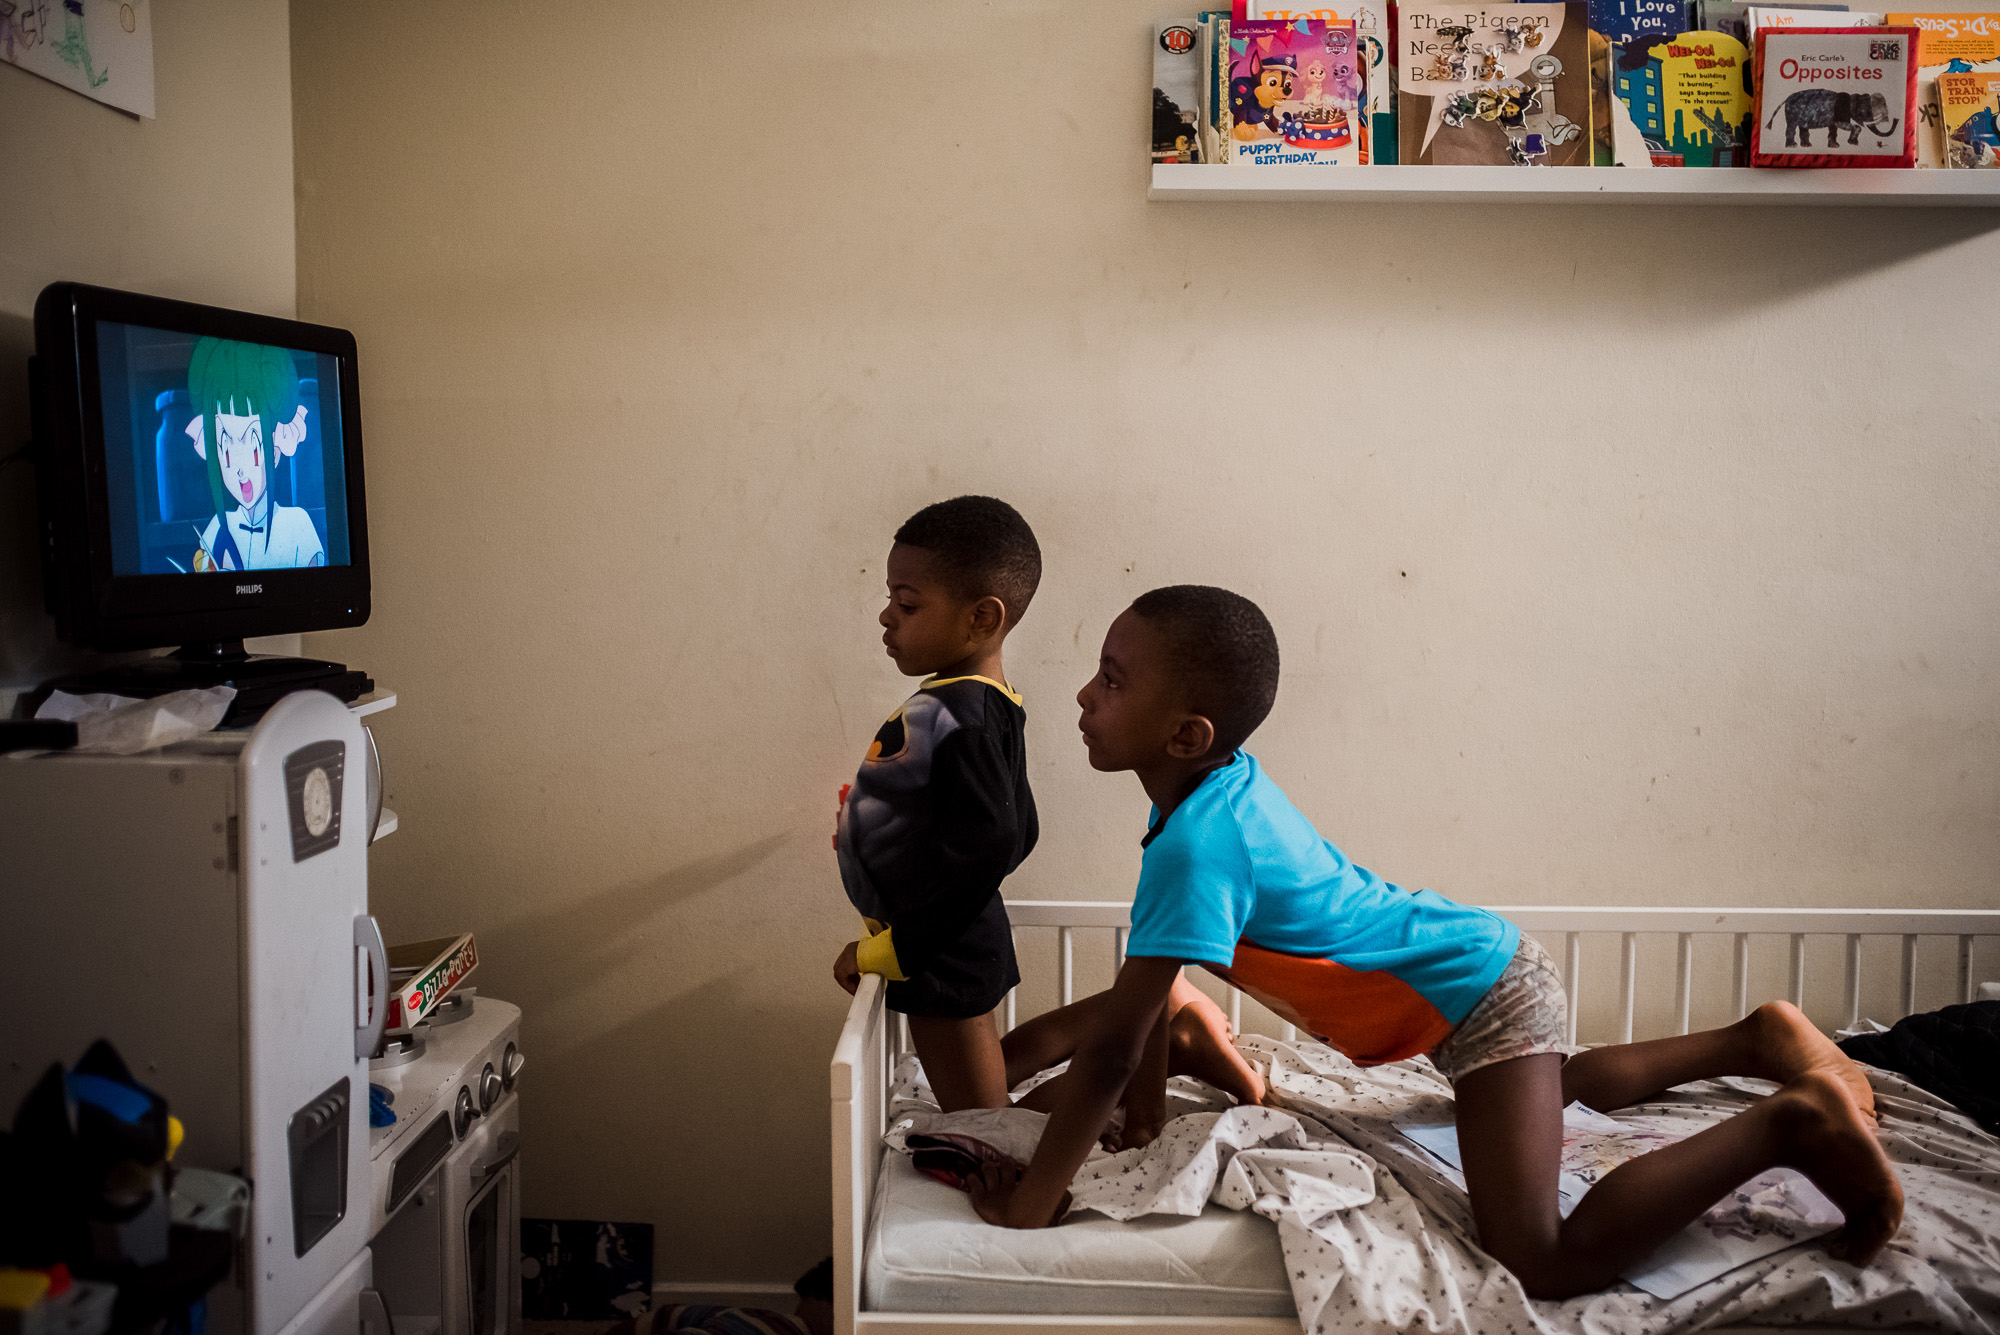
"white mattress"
864,1149,1294,1317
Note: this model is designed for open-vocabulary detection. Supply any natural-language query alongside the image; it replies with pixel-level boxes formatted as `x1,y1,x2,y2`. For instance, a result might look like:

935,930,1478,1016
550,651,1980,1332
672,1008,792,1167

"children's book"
1225,18,1365,163
1886,12,2000,165
1398,2,1593,164
1938,69,2000,163
1250,5,1396,162
1696,0,1847,43
1744,6,1882,38
1590,0,1692,162
1155,20,1208,162
1629,30,1756,163
1751,25,1918,165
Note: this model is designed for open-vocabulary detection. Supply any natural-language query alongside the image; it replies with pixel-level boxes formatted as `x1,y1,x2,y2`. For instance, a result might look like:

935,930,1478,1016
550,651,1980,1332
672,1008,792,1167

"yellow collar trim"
923,674,1023,707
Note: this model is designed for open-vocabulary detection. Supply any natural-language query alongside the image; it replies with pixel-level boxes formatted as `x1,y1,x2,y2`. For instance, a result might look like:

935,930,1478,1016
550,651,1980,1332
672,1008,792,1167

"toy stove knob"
502,1042,524,1091
479,1062,502,1111
455,1085,479,1138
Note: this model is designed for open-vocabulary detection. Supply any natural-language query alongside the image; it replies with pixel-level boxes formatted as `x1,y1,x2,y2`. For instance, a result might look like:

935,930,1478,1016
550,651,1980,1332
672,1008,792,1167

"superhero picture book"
1938,69,2000,164
1751,25,1918,165
1887,12,2000,165
1224,18,1365,163
1398,2,1593,164
1615,28,1756,163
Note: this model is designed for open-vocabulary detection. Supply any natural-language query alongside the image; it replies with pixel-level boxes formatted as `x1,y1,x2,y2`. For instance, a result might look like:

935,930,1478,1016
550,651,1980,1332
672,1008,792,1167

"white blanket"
885,1036,2000,1334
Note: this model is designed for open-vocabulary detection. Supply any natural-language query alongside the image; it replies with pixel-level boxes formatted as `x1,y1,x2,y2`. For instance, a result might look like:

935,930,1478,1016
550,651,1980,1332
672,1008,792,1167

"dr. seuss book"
1751,25,1918,165
1155,20,1207,161
1590,0,1690,162
1398,3,1593,164
1250,5,1397,162
1226,18,1365,163
1887,12,2000,166
1938,70,2000,164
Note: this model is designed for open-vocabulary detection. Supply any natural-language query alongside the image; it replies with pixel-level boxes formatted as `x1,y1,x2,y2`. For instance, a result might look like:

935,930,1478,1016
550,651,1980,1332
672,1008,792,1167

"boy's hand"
968,1160,1070,1229
833,941,863,994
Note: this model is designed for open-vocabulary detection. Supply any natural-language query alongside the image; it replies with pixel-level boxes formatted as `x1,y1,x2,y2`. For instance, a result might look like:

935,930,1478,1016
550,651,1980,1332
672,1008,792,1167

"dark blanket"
1840,1000,2000,1134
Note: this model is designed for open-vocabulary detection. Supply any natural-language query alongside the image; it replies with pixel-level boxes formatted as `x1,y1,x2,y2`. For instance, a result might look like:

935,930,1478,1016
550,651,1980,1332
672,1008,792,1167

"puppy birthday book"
1397,2,1594,164
1225,18,1365,163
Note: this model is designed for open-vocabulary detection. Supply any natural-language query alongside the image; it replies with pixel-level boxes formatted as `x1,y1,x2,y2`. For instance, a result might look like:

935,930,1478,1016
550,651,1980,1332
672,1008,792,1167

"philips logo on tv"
237,583,263,594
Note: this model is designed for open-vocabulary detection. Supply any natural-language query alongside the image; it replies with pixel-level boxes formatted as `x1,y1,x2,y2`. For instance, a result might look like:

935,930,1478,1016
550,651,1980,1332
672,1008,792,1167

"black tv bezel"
35,283,372,652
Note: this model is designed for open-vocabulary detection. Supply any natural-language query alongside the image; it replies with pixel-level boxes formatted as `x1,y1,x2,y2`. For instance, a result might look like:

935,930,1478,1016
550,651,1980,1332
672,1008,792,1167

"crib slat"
1733,933,1751,1020
1229,987,1242,1036
1843,934,1862,1030
1564,933,1581,1049
1788,934,1806,1008
1281,1022,1297,1043
1674,933,1693,1035
896,1012,910,1056
1618,932,1636,1045
1960,935,1975,1005
1900,934,1918,1018
1059,927,1074,1007
1004,988,1016,1033
1114,927,1128,972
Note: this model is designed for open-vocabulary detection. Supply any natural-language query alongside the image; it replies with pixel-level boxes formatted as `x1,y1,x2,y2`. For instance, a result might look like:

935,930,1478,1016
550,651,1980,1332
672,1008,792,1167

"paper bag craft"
1398,2,1594,164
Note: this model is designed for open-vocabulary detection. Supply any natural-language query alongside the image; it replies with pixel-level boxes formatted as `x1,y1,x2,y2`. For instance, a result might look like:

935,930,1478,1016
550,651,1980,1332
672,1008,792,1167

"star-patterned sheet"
881,1035,2000,1334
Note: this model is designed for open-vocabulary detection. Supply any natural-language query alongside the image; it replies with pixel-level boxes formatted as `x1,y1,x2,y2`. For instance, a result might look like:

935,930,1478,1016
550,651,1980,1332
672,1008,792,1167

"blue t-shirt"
1126,752,1520,1063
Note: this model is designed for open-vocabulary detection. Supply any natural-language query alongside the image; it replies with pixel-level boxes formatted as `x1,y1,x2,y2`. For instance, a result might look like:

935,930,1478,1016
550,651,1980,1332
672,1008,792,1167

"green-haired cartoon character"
181,337,327,572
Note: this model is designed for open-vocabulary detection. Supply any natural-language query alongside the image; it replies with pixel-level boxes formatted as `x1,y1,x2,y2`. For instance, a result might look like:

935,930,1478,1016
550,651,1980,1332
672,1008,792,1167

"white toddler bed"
831,901,2000,1335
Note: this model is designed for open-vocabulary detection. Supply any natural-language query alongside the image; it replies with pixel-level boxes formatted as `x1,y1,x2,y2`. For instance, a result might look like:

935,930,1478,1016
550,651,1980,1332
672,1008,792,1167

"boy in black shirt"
833,497,1041,1111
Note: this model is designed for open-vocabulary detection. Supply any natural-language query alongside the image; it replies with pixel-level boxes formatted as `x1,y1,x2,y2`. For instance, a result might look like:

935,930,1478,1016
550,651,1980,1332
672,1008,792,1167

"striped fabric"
638,1305,810,1335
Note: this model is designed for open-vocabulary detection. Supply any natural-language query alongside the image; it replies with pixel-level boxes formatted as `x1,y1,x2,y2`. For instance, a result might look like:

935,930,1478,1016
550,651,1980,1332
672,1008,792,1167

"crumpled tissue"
36,686,236,754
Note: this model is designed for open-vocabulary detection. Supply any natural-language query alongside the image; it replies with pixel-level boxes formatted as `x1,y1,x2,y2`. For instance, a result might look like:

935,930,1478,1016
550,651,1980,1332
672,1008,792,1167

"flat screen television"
33,283,372,711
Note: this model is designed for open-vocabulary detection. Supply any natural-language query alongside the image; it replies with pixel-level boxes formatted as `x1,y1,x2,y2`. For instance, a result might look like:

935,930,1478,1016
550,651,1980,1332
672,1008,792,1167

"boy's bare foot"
1771,1069,1904,1266
1167,978,1268,1107
1741,1001,1877,1123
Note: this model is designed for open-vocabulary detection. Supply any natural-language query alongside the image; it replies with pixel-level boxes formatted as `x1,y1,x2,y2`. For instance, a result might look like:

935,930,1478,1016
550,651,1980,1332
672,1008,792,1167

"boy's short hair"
893,496,1042,625
1129,585,1279,755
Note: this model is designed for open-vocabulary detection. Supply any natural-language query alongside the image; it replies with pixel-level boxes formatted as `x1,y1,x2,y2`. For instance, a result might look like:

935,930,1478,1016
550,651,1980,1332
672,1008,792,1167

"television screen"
94,321,354,577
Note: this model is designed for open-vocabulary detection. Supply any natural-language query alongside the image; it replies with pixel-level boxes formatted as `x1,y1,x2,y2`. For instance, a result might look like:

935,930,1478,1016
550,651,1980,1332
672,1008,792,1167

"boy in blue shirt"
971,585,1903,1299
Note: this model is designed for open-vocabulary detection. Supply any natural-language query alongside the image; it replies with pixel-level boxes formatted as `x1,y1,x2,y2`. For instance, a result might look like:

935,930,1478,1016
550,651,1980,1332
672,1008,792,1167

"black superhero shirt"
836,675,1037,983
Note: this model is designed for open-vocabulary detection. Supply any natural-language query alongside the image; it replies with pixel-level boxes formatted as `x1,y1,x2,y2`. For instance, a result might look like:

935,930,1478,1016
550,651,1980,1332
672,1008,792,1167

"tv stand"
43,641,373,726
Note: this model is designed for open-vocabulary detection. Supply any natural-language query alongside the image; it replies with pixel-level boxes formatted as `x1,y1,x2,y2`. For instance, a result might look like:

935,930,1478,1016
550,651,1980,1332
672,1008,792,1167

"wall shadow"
476,832,792,1001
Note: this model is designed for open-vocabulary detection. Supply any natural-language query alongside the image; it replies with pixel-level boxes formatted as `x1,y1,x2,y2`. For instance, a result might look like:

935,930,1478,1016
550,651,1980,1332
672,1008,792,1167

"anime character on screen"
181,337,327,571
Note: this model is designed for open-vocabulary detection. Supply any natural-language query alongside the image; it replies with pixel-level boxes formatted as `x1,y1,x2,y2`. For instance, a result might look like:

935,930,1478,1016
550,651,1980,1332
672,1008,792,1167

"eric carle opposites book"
1226,18,1365,163
1751,25,1917,165
1398,2,1594,164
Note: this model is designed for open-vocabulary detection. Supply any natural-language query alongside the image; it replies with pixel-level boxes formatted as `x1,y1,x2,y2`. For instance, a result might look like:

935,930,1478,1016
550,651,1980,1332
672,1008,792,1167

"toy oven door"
443,1100,520,1335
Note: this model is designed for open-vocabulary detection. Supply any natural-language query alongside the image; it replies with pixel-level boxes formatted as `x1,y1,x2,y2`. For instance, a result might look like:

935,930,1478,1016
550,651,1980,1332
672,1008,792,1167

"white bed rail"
831,900,2000,1335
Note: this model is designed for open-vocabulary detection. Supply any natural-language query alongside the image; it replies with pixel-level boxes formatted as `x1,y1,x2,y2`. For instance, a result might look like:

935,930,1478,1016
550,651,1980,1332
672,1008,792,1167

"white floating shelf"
1150,163,2000,206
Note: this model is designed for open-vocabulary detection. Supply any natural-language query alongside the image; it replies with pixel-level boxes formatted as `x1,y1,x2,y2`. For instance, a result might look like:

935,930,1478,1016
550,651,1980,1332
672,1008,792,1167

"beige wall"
0,1,297,700
290,1,2000,1283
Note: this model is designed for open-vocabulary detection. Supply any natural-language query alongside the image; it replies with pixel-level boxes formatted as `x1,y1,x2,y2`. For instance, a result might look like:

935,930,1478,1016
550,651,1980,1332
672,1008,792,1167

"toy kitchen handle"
473,1129,520,1182
354,914,390,1062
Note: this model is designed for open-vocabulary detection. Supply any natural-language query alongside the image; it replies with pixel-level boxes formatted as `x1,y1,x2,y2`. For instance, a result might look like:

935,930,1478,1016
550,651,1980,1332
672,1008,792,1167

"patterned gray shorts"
1428,933,1578,1085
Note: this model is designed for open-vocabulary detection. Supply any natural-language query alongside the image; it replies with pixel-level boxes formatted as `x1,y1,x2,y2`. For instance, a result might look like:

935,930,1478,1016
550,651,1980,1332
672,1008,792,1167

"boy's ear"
1165,713,1216,761
968,595,1007,641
